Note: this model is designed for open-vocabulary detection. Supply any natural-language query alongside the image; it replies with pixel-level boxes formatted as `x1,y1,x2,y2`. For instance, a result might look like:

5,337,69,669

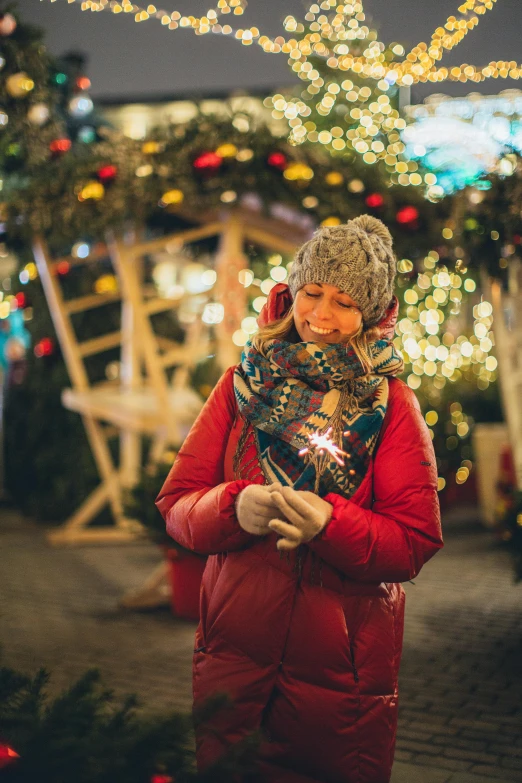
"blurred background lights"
202,302,225,324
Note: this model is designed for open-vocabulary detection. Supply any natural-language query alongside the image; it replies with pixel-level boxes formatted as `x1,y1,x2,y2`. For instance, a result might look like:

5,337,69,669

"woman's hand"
235,484,281,536
267,485,333,551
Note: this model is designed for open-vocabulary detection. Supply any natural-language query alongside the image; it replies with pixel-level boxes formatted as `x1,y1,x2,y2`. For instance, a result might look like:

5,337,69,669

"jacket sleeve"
308,383,443,583
155,366,256,555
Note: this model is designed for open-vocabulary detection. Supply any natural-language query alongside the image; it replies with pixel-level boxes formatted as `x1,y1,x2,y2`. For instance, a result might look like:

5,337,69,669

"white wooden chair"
32,224,219,545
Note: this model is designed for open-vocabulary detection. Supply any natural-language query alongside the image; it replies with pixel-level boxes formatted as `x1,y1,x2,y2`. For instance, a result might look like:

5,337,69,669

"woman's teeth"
308,323,336,335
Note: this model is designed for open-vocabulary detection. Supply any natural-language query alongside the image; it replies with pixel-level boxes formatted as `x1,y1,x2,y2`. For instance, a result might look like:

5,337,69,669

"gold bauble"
6,72,34,98
160,189,184,206
142,141,163,154
216,143,238,158
94,274,118,294
320,216,342,227
325,171,344,186
79,181,105,201
283,162,314,181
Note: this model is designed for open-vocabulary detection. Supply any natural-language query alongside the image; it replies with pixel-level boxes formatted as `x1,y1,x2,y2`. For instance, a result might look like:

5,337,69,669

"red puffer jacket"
157,356,442,783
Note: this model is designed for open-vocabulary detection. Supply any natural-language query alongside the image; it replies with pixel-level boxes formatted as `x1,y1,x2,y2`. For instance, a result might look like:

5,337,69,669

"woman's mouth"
307,322,337,336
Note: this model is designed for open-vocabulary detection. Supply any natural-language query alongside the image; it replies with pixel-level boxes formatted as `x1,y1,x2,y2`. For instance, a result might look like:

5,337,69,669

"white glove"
235,484,282,536
267,485,333,551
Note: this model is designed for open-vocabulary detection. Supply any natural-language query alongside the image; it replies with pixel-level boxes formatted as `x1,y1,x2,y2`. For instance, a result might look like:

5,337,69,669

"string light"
44,0,522,84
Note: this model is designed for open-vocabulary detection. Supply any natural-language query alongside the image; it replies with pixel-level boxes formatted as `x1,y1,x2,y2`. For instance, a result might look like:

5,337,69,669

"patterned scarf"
233,337,404,498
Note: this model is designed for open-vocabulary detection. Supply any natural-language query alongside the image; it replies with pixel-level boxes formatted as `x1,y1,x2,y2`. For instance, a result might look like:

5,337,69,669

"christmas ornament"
78,126,96,143
142,141,163,154
267,151,287,170
34,337,54,358
0,55,5,71
56,260,71,275
215,142,237,158
27,102,50,126
283,162,314,181
0,110,8,127
0,13,17,36
78,181,105,201
76,76,91,90
0,743,19,769
321,216,341,226
366,193,384,208
396,205,419,225
94,274,118,294
193,151,222,172
6,72,34,98
49,138,71,155
150,775,174,783
68,94,93,118
97,164,117,183
348,179,365,193
160,189,184,206
325,171,344,186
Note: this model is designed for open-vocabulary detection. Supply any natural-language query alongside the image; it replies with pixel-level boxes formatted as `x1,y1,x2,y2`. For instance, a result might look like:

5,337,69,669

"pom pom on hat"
351,214,393,247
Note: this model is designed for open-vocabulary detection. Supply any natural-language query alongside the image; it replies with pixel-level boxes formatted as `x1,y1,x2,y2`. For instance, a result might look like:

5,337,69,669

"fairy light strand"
43,0,522,84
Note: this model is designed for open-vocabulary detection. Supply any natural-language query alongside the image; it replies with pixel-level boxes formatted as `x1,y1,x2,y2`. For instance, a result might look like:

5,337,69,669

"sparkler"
298,427,350,468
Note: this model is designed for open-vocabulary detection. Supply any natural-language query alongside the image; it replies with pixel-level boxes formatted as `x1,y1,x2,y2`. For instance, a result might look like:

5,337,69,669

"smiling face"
293,281,363,344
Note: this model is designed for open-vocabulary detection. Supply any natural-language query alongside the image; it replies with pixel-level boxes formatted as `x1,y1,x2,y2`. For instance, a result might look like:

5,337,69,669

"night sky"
19,0,522,104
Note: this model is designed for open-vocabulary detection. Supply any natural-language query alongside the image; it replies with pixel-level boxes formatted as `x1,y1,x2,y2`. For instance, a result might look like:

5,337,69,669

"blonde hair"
251,303,382,376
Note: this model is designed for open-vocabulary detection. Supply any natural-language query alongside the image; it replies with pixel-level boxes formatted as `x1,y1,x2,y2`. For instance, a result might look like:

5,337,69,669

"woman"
156,215,443,783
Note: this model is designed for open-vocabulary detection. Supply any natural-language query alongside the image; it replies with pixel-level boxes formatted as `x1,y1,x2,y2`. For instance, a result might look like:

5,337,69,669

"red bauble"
14,292,26,308
76,76,91,91
97,164,118,183
150,775,174,783
34,337,54,358
193,151,222,172
0,13,17,36
396,205,419,225
365,193,384,208
0,743,20,769
49,138,72,155
56,261,71,276
267,151,287,170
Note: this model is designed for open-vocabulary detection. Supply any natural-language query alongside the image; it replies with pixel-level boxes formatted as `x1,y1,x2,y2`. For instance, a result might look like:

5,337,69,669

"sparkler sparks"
298,427,350,467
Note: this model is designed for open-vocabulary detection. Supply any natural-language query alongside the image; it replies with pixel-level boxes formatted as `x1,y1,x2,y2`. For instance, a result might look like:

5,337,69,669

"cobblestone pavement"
1,507,522,782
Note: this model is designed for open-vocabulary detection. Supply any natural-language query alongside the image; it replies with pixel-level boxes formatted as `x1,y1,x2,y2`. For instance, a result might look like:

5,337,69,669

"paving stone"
391,761,452,783
2,507,522,781
412,755,471,772
469,765,522,781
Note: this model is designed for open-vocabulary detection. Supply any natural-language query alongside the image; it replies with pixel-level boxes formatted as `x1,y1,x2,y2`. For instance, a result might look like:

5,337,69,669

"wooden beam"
128,222,224,258
243,224,299,256
64,292,122,314
144,297,180,316
78,331,122,357
33,237,89,392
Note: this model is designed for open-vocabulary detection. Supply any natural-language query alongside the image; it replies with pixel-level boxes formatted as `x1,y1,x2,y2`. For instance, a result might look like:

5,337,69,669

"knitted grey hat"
288,214,397,327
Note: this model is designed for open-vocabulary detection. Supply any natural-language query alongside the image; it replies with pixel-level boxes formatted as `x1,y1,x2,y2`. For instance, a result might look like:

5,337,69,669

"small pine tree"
0,664,262,782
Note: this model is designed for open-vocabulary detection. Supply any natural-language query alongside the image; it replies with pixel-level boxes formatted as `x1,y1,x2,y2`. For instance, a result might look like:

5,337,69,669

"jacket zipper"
278,554,304,668
349,641,359,683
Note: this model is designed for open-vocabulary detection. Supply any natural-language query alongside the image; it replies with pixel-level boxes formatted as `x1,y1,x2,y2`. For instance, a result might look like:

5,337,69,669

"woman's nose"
314,299,334,319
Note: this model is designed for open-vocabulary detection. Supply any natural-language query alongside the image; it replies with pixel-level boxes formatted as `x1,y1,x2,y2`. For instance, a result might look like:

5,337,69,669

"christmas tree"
265,2,422,189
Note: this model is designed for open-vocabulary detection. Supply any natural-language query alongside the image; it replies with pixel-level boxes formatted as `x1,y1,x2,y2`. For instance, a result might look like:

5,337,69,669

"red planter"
165,548,207,621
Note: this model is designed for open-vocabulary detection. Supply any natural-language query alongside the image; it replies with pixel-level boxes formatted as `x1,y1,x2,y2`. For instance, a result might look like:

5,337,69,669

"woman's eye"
304,291,320,298
338,302,356,310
